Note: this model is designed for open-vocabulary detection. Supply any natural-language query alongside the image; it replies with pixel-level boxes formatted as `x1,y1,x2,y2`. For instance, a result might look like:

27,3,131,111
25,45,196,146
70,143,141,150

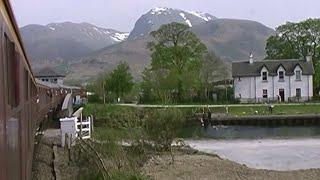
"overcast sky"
11,0,320,32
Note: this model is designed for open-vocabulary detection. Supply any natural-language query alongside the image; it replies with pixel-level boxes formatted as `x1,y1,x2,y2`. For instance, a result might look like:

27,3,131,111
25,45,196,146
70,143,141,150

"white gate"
76,116,91,139
60,107,94,147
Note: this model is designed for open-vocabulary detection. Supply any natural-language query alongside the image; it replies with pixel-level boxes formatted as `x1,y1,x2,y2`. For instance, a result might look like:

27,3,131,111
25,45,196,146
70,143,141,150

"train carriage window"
4,34,19,108
24,69,30,101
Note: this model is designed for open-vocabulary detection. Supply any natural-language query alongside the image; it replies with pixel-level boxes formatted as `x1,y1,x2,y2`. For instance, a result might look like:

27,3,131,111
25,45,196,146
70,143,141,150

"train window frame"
4,33,19,108
24,69,30,101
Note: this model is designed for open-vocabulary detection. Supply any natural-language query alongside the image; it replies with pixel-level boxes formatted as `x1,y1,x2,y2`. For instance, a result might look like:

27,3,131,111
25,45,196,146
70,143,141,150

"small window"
296,70,301,80
262,72,267,81
279,71,284,81
263,89,268,98
296,88,301,98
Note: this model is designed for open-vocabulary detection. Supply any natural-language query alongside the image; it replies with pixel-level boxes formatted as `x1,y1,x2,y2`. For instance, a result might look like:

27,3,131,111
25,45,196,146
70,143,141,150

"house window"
296,70,301,81
262,72,267,81
296,88,301,98
279,71,284,81
263,89,268,98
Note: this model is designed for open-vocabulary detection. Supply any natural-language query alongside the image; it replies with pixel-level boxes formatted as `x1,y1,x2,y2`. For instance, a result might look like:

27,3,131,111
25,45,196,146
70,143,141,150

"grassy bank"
83,103,320,139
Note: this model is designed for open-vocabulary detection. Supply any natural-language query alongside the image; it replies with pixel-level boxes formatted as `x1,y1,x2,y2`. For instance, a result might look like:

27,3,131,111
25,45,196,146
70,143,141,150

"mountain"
192,18,275,60
20,22,128,63
68,14,274,81
20,7,274,82
128,7,216,40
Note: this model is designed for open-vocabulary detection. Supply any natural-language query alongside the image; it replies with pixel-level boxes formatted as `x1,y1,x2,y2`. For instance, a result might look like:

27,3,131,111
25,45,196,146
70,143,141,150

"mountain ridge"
20,22,129,66
19,7,275,82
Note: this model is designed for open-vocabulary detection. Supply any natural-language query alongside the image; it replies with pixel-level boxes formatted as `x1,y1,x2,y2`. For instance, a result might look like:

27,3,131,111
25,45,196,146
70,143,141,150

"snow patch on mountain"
111,32,129,42
179,12,192,27
187,11,213,22
49,27,55,31
150,7,171,15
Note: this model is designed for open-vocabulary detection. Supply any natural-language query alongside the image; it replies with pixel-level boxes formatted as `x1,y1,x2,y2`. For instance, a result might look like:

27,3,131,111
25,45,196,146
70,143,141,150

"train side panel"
0,1,38,180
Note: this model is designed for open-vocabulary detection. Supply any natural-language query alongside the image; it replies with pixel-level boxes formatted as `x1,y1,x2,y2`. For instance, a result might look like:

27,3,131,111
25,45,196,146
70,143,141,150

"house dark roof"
35,67,65,78
232,59,314,77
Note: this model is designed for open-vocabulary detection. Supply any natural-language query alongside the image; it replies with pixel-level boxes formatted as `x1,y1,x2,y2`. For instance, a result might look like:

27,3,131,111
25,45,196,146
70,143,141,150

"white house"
232,55,314,103
35,67,65,84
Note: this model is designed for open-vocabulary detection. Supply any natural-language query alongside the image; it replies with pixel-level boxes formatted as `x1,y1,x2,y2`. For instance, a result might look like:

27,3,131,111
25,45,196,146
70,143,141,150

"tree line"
265,18,320,96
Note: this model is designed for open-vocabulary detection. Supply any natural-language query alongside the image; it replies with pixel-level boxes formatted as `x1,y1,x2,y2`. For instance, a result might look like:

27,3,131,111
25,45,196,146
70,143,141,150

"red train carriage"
0,1,38,179
0,1,83,179
0,1,68,179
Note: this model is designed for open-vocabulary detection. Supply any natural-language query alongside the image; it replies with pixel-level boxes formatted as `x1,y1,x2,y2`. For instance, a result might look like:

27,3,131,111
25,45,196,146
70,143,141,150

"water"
203,125,320,139
186,138,320,171
183,125,320,170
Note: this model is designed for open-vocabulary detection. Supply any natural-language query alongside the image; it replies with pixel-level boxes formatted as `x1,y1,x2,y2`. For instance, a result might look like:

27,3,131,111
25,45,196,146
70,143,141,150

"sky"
10,0,320,32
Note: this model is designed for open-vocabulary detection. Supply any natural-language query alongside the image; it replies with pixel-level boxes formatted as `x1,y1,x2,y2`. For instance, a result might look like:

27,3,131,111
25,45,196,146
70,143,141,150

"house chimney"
249,53,254,64
306,55,312,62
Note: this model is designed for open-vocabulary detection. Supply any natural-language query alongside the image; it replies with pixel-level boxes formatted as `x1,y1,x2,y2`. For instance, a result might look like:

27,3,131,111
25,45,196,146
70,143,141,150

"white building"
35,67,65,84
232,55,314,103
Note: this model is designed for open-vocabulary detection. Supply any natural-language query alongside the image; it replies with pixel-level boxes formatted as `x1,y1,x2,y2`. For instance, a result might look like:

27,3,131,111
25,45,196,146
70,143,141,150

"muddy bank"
142,153,320,180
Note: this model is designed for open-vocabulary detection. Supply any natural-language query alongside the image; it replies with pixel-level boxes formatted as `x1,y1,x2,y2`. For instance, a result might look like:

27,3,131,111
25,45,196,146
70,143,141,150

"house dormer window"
296,70,301,81
262,72,267,81
279,71,284,81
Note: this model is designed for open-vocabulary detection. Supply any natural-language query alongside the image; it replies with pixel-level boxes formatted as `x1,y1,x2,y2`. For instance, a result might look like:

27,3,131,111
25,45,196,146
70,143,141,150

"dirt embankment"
142,153,320,180
32,129,79,180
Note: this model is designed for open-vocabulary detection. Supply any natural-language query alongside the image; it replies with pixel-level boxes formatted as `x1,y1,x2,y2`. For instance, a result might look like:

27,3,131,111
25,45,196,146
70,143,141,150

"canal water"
202,125,320,139
183,125,320,171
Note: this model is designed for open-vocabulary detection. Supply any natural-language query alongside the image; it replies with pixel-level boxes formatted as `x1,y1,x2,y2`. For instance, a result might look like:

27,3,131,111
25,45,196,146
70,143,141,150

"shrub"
144,108,184,151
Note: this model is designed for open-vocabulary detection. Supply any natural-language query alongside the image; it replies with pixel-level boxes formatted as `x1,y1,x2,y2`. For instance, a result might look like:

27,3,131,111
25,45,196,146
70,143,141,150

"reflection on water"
203,125,320,139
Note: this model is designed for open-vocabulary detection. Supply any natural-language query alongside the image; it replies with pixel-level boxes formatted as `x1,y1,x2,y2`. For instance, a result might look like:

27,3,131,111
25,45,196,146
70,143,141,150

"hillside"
67,18,273,81
20,22,128,68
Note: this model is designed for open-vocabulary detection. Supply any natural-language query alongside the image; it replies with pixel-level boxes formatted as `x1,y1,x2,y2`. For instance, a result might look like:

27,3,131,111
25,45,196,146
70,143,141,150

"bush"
144,108,184,151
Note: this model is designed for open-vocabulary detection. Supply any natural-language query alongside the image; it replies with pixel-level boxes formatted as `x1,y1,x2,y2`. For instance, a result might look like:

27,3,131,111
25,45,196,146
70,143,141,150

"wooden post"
68,134,72,164
80,113,83,139
91,115,94,132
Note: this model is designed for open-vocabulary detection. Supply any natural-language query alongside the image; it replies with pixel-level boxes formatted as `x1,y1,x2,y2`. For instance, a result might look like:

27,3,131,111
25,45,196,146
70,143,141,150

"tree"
87,73,109,103
147,22,207,101
265,18,320,95
108,62,134,100
200,51,228,100
266,18,320,61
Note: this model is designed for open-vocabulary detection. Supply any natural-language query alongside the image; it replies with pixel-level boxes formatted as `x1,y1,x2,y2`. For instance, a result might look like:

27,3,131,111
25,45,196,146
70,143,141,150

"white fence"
76,116,92,139
60,107,93,147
